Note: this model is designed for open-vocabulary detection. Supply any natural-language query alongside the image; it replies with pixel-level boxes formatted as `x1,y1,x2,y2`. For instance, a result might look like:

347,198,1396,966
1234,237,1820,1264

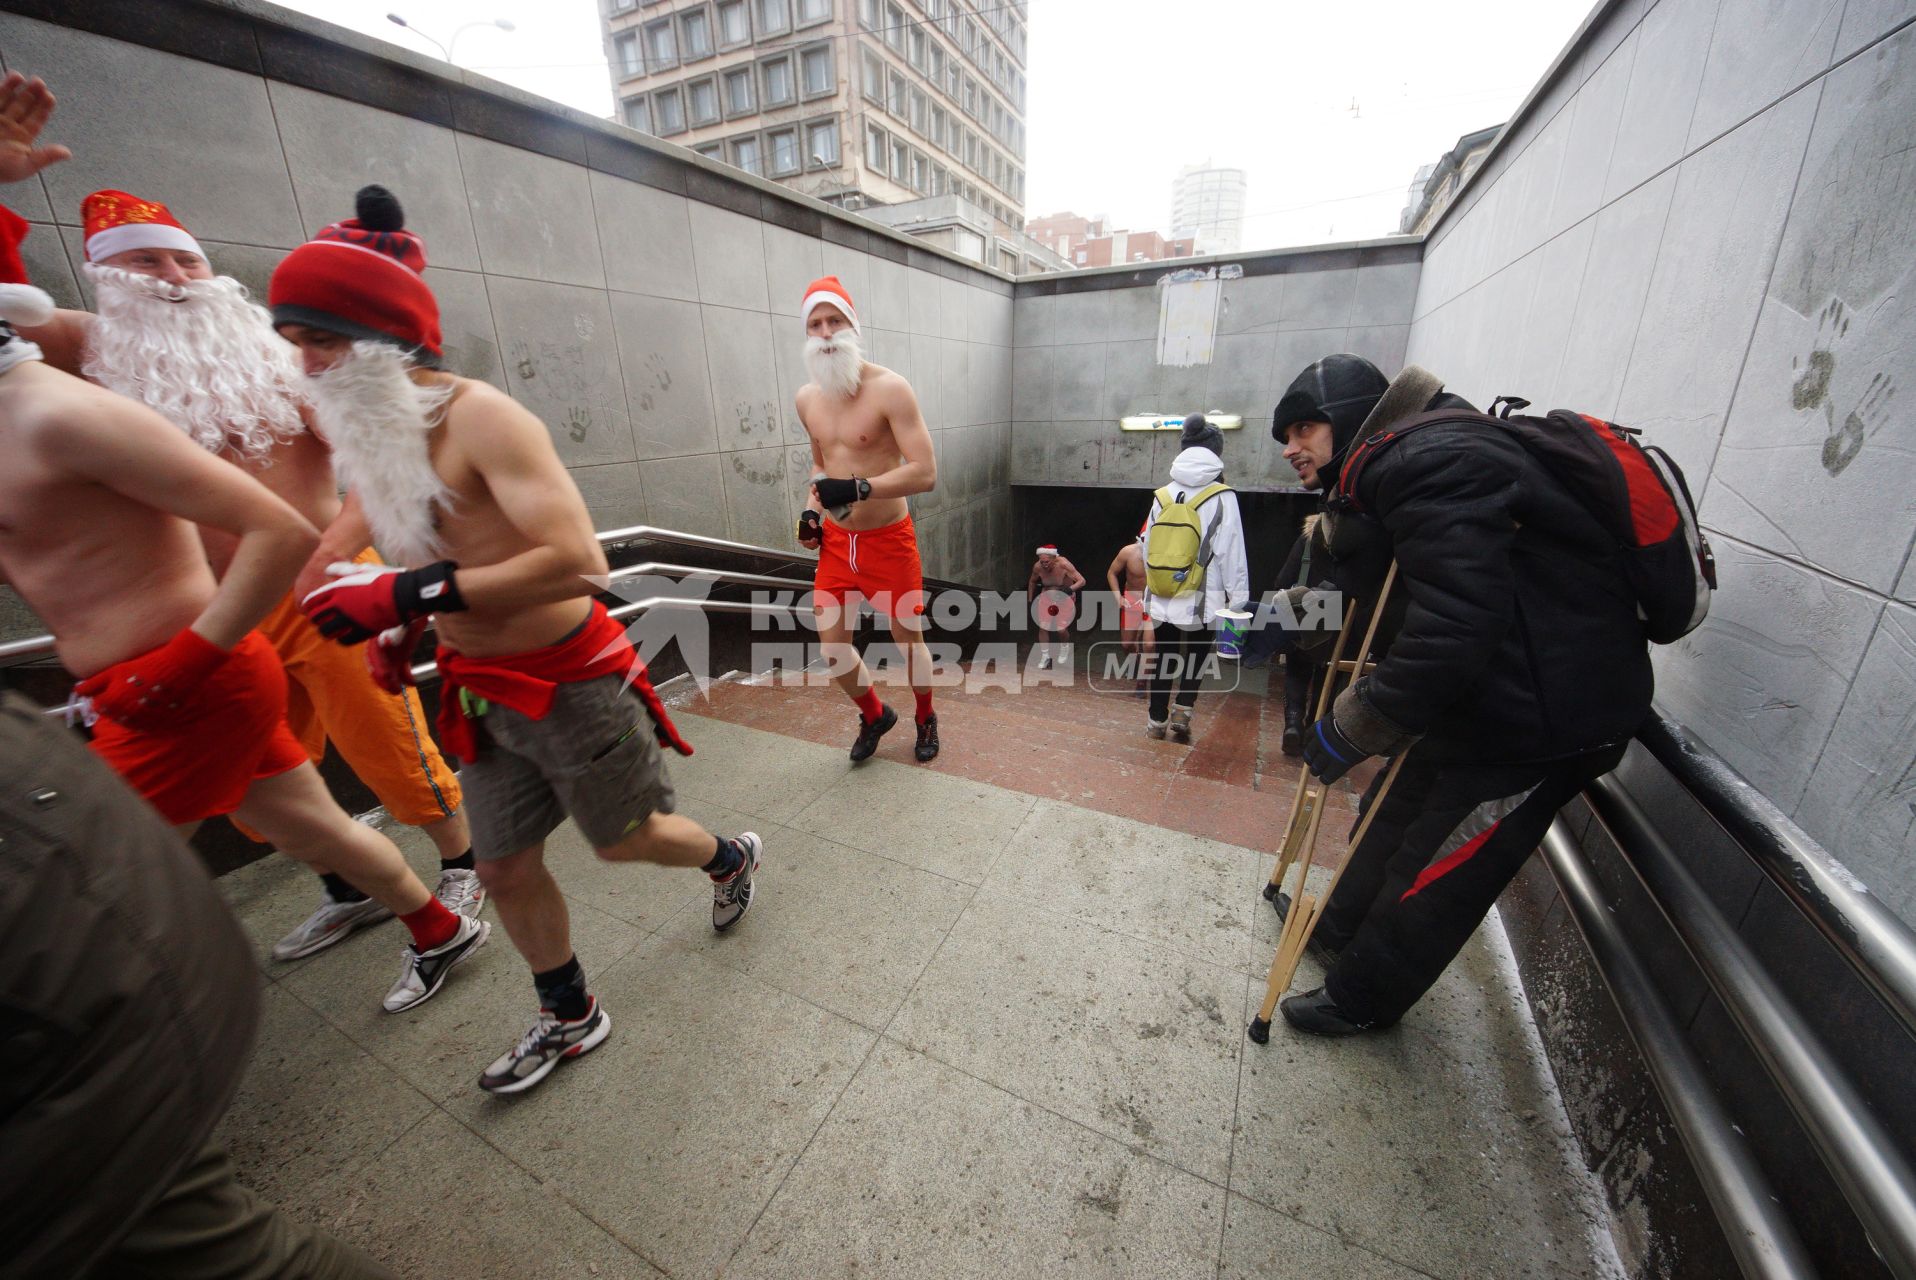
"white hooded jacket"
1142,446,1250,627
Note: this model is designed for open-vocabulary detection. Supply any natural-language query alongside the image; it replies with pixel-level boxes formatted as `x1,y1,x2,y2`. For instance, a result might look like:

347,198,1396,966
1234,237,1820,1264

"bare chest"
807,397,899,469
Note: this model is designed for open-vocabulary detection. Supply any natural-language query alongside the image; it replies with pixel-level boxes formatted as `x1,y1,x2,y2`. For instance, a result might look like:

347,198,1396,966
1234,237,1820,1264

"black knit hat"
1179,412,1224,456
1271,354,1391,485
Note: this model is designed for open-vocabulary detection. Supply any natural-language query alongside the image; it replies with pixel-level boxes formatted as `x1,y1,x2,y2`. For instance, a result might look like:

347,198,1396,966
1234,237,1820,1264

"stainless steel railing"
1580,733,1916,1279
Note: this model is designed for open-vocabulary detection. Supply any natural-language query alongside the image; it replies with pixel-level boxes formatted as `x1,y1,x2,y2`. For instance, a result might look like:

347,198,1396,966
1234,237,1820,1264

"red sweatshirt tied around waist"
433,600,693,764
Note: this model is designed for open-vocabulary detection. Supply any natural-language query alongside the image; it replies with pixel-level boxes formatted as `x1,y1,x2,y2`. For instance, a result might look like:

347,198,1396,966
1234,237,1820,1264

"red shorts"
814,514,926,617
88,630,310,825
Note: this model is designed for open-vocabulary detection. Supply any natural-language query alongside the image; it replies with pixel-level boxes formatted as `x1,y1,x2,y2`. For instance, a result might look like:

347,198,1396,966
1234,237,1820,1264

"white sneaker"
383,915,489,1013
479,998,612,1095
434,866,486,919
1039,655,1053,670
712,832,763,931
1146,719,1167,741
271,895,393,961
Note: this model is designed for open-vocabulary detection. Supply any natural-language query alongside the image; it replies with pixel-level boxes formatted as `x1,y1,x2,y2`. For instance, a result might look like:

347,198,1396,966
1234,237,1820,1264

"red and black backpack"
1335,397,1717,644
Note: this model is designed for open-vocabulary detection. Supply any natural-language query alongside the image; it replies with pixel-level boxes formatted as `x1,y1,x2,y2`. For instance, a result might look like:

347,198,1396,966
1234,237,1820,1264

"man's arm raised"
51,370,316,647
862,375,937,499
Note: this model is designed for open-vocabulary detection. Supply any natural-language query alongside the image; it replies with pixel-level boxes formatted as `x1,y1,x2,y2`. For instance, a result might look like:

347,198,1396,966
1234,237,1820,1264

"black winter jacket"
1335,419,1654,764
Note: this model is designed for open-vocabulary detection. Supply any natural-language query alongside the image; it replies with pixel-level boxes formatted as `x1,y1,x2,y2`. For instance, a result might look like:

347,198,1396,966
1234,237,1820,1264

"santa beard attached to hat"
804,327,864,401
304,339,455,569
84,262,308,461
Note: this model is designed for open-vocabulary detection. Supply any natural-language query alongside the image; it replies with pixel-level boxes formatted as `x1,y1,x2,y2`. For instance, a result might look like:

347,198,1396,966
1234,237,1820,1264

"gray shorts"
460,674,677,861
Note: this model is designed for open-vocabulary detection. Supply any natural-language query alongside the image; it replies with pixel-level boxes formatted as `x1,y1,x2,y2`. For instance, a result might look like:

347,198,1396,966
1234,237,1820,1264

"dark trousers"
103,1144,397,1279
1318,741,1627,1026
1147,621,1211,722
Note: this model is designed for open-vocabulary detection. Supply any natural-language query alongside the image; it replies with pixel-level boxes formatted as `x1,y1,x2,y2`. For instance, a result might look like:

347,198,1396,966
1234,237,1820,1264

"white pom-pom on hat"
0,283,54,327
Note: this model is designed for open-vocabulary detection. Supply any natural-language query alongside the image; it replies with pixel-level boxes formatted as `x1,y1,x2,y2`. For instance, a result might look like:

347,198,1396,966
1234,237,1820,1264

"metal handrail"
1638,715,1916,1047
1588,774,1916,1279
1542,819,1816,1280
0,527,820,670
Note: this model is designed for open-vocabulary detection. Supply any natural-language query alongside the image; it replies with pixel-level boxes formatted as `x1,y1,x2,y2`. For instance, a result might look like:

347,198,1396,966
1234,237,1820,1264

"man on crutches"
1256,355,1654,1037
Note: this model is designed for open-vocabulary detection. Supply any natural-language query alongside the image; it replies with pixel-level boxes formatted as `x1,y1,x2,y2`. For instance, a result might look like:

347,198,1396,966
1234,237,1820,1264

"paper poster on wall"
1157,266,1233,367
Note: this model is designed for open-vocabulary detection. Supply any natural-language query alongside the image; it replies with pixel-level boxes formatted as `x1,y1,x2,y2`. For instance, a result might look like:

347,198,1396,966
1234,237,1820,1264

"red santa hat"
1037,544,1058,557
82,189,205,263
268,185,442,366
800,275,859,333
0,204,54,326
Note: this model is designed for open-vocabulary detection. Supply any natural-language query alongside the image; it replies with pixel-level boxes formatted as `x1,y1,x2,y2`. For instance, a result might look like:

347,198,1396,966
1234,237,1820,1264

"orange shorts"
88,630,309,826
232,557,461,838
814,514,926,617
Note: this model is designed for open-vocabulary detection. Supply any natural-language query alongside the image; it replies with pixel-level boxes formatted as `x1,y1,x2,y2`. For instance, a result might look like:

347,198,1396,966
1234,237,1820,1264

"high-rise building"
1398,125,1500,235
1171,163,1246,255
601,0,1030,259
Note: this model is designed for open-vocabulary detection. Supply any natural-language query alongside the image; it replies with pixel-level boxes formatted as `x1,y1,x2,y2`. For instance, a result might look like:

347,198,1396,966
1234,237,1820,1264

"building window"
908,26,926,69
861,46,884,101
930,163,947,196
716,0,750,47
891,136,909,181
767,127,801,175
866,121,887,169
807,116,840,168
908,147,927,193
928,41,944,87
760,54,795,107
723,65,755,116
732,134,763,175
612,33,643,79
679,7,713,61
796,0,831,24
887,68,906,118
858,0,879,28
1075,249,1087,265
930,104,947,150
944,59,960,98
696,141,724,159
687,76,720,126
958,15,974,56
621,95,651,132
908,86,926,135
800,43,834,98
883,2,905,52
756,0,791,35
652,86,686,134
642,19,676,72
960,74,976,118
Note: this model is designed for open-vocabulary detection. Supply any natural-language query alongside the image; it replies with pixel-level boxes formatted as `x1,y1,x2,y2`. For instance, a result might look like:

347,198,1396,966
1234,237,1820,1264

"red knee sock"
914,690,934,724
855,687,884,724
400,897,460,952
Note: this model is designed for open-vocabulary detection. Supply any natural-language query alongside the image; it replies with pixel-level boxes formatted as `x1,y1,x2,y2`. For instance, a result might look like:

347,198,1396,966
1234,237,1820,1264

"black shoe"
1267,890,1343,966
1280,986,1376,1037
850,704,897,763
1281,709,1305,758
914,713,940,762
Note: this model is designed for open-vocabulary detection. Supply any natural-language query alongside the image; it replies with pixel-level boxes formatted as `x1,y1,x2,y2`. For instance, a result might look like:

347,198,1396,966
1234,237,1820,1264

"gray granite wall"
1007,243,1422,492
0,0,1013,599
1405,0,1916,912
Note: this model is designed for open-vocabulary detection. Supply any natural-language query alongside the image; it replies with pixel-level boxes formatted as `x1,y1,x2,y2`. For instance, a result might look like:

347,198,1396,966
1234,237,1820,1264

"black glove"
1302,714,1366,784
797,508,823,548
812,476,870,510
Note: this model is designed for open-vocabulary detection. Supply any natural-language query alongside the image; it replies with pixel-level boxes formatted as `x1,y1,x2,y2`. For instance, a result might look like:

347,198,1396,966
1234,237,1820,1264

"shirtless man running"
0,80,485,1017
284,188,763,1094
792,276,940,763
1025,544,1084,670
22,186,479,963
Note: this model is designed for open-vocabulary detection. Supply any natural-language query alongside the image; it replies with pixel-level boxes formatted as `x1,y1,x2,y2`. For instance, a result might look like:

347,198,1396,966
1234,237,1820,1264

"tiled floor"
214,673,1620,1279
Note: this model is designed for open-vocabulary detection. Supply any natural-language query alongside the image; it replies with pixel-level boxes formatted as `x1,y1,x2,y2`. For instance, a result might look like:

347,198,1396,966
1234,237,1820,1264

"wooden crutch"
1248,563,1402,1045
1261,563,1399,905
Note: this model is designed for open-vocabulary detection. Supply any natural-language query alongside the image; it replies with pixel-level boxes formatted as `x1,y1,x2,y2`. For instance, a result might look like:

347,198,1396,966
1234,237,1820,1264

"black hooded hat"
1270,354,1391,486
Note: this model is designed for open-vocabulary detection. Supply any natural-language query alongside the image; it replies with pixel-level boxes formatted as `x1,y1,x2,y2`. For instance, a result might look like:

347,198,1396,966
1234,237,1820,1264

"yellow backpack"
1144,482,1231,598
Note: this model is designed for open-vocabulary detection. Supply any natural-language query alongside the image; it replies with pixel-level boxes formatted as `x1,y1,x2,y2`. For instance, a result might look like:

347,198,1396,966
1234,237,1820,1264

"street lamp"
385,13,515,63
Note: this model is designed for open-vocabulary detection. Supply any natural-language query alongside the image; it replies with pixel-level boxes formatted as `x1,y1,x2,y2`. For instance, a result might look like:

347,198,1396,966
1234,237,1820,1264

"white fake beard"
83,263,307,461
305,341,456,568
804,330,864,400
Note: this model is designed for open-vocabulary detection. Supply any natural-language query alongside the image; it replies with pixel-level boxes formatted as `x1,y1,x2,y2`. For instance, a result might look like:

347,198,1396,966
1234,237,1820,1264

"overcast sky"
279,0,1595,249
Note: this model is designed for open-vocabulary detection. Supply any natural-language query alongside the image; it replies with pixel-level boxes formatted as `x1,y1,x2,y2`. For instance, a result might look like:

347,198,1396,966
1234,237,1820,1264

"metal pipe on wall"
1541,819,1819,1280
1589,776,1916,1279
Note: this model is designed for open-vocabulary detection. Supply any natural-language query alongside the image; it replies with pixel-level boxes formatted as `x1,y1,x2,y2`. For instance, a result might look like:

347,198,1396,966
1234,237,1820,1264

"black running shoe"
1280,986,1377,1037
479,997,612,1094
850,704,897,763
914,713,940,762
